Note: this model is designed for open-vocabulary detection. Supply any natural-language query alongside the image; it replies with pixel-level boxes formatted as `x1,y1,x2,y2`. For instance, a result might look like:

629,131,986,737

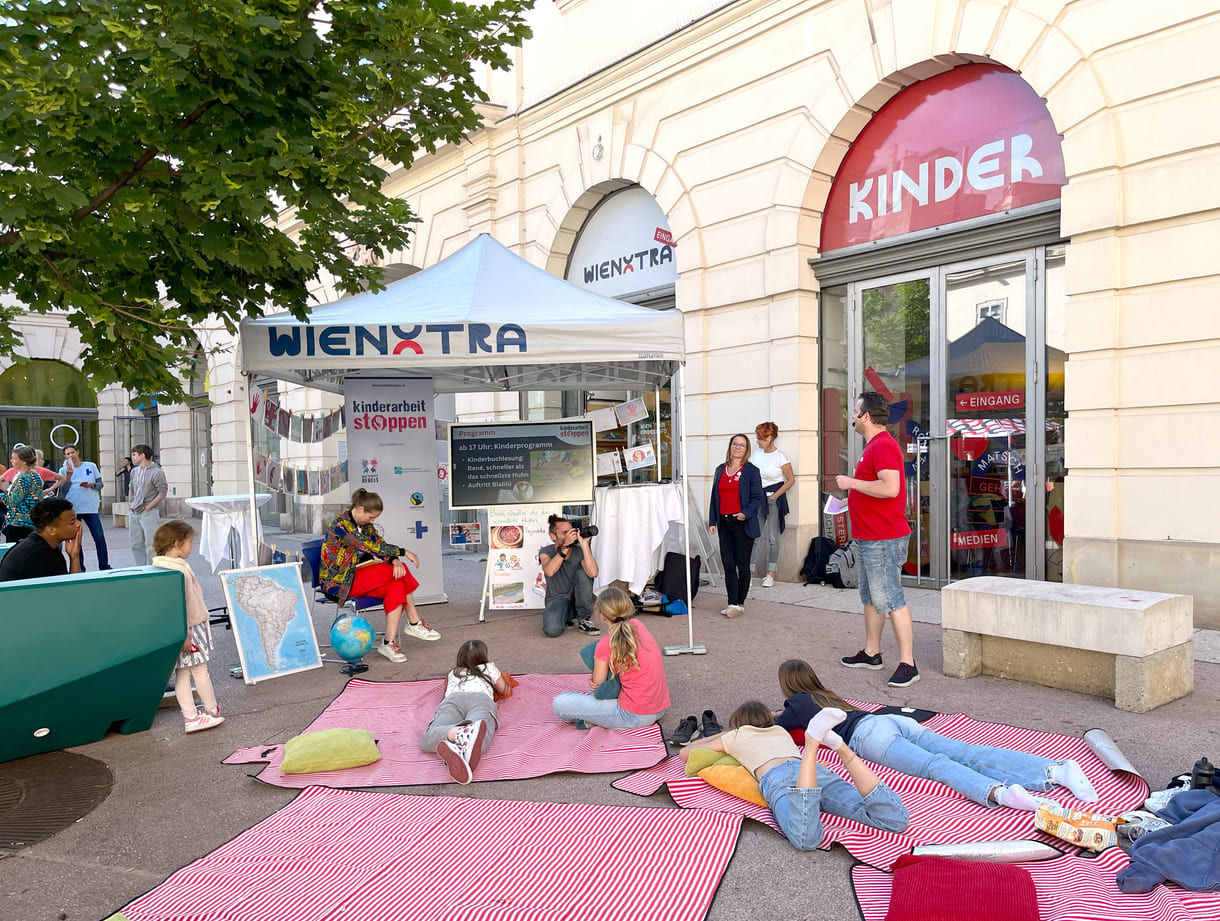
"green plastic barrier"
0,566,187,763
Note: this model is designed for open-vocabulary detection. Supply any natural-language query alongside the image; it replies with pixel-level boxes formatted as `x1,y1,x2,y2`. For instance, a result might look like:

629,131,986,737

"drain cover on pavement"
0,750,113,850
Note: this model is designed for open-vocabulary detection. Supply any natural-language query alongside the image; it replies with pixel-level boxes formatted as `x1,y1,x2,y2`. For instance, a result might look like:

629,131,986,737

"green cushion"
280,728,380,774
685,748,741,776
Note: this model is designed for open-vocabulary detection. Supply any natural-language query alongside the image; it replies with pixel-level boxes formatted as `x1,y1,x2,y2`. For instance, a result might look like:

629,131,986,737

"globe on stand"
330,613,374,675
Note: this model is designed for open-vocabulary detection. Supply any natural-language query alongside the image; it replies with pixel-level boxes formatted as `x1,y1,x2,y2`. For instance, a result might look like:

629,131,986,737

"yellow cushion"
280,728,381,774
698,763,768,808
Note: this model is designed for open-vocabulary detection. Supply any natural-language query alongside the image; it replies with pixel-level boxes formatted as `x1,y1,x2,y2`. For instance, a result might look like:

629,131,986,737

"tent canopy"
239,234,685,393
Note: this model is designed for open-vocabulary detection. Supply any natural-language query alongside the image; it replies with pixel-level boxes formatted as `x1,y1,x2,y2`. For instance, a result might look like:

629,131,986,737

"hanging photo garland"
249,384,345,443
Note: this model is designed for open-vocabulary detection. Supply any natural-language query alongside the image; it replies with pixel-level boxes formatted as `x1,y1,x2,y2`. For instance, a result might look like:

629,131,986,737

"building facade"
6,1,1218,627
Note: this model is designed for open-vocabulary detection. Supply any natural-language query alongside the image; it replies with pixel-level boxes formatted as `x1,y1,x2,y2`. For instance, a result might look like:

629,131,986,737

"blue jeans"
542,568,594,637
759,759,909,851
850,714,1056,807
77,512,110,570
857,535,909,613
552,692,665,729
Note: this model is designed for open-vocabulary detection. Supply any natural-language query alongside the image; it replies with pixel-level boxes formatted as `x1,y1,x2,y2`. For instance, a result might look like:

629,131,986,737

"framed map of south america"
219,563,323,684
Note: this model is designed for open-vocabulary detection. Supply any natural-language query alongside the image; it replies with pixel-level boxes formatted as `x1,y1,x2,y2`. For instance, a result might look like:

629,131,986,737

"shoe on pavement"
841,649,884,670
453,720,488,775
700,710,723,738
402,619,440,641
668,715,700,745
724,604,745,618
184,711,225,733
887,662,920,688
377,641,407,662
438,739,472,784
575,618,601,635
762,574,775,588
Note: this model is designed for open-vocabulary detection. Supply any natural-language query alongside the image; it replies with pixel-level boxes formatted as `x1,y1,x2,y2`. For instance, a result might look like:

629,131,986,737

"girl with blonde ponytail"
552,587,671,730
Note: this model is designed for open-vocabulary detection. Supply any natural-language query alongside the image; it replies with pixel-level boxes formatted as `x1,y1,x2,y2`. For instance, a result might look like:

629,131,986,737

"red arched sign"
821,64,1065,252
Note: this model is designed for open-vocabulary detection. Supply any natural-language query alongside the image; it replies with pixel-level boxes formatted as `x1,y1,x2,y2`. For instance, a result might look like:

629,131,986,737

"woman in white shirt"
753,422,795,587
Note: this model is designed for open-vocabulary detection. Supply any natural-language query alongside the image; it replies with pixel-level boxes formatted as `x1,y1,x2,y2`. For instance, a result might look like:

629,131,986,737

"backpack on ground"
800,537,839,585
656,551,701,601
825,540,859,589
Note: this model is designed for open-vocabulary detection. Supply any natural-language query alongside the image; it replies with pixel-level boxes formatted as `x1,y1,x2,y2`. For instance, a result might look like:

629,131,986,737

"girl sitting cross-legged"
680,700,910,850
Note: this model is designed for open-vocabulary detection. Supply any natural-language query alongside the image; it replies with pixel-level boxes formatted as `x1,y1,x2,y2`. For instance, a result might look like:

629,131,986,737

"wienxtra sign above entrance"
821,64,1066,252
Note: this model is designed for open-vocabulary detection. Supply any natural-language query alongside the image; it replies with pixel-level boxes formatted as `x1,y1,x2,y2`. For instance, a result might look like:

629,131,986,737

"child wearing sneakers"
775,659,1099,810
420,640,510,784
152,521,224,734
552,586,670,730
680,701,909,850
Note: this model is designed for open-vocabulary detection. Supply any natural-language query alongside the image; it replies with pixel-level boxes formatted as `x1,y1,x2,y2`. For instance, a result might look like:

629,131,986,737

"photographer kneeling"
538,514,600,638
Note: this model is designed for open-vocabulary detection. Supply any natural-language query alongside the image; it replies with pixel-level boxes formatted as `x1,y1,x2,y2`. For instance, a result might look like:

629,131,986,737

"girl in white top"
152,520,224,734
753,422,795,587
420,639,511,784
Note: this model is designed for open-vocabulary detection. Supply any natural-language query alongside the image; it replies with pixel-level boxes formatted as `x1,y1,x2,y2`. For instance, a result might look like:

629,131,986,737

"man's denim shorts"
857,534,909,613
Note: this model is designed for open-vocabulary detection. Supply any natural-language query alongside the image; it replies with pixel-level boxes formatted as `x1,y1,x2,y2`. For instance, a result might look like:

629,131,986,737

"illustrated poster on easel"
485,505,557,610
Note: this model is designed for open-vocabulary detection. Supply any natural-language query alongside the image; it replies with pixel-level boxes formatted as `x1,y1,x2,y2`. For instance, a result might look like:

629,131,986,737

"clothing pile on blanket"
1117,789,1220,893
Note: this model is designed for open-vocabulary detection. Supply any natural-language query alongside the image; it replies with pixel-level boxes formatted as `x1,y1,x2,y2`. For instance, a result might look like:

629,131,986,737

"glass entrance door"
845,246,1060,585
849,272,938,582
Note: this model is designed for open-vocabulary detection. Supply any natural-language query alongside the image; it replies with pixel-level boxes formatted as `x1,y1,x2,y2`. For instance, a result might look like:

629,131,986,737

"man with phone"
55,444,111,570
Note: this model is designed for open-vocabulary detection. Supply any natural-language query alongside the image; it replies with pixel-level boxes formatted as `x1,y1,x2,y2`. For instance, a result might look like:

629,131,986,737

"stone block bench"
941,577,1193,713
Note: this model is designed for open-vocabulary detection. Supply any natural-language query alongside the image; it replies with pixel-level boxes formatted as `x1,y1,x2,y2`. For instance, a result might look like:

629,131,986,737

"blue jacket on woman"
707,462,766,539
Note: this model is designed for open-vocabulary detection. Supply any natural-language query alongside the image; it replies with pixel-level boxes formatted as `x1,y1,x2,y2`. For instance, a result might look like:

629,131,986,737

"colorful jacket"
5,470,44,530
320,511,404,604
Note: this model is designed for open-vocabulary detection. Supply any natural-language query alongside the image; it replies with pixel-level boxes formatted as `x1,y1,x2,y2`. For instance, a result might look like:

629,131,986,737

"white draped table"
183,493,273,572
591,483,686,594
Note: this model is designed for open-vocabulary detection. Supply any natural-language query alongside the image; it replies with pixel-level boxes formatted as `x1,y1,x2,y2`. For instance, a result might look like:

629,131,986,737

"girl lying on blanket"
776,659,1099,810
420,640,511,784
680,701,910,850
552,587,670,730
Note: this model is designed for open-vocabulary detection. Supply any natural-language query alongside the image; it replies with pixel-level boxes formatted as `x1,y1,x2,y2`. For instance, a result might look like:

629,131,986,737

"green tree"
0,0,533,402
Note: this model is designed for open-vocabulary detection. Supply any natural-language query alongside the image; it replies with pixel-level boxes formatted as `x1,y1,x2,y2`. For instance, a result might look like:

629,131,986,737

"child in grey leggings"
420,640,510,784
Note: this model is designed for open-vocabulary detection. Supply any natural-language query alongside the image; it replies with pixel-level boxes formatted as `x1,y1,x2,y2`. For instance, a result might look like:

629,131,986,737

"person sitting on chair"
0,497,83,582
320,488,438,663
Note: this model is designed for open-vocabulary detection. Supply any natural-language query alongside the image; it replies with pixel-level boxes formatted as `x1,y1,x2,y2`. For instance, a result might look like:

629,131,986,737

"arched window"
0,360,100,464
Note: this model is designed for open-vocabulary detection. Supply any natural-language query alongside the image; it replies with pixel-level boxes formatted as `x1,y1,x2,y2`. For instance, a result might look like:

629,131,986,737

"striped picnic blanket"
613,706,1150,869
106,787,743,921
851,846,1220,921
225,674,666,787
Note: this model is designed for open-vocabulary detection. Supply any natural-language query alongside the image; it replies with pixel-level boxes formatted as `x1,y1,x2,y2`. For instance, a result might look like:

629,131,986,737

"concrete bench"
941,577,1193,713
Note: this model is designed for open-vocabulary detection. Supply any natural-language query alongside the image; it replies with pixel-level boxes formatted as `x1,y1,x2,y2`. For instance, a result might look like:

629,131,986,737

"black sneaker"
575,618,601,635
887,662,920,688
668,715,699,745
700,709,723,738
841,649,884,670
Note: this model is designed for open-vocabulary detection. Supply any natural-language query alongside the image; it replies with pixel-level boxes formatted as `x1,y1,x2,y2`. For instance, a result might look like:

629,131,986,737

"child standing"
552,586,670,729
680,701,909,850
421,640,510,784
153,521,224,734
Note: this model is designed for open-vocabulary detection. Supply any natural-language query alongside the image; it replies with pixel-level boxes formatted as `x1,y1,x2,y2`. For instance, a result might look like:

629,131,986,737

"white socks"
806,708,847,751
1050,760,1099,802
995,784,1040,811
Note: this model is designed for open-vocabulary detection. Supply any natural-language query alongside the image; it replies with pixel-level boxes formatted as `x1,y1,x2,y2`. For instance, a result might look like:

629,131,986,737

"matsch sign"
821,64,1066,251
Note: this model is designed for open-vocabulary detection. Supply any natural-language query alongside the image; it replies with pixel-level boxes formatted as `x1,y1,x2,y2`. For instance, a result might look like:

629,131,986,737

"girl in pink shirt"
552,587,670,729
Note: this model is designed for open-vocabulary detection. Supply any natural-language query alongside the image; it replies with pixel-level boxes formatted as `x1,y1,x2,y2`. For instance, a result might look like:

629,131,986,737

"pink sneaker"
184,711,225,733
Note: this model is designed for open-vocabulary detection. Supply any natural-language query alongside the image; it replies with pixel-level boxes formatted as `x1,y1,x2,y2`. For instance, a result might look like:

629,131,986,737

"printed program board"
449,420,595,509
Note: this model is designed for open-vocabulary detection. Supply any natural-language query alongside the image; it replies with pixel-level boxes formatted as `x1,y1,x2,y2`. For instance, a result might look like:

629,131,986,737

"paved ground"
3,518,1218,921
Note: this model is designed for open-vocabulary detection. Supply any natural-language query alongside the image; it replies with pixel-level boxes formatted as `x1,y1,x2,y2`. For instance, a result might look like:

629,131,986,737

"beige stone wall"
351,0,1220,613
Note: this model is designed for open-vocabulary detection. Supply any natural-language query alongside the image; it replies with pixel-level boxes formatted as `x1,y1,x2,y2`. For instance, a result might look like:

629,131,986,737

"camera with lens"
572,520,599,540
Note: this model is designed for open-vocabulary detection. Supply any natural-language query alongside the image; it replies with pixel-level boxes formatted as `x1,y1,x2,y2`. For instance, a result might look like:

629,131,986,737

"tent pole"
243,373,260,565
664,362,706,656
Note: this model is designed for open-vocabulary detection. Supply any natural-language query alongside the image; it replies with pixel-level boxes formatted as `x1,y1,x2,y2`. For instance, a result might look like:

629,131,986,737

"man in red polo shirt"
835,392,918,688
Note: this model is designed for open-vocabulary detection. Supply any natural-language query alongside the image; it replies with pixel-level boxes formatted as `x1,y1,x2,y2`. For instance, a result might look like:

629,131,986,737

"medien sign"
566,187,677,301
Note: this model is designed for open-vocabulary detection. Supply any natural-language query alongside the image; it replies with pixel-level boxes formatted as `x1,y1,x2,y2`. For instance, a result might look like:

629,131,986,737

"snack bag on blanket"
1035,803,1124,851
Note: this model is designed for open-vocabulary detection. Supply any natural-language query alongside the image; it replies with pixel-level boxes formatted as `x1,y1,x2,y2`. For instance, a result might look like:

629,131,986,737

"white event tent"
238,233,704,653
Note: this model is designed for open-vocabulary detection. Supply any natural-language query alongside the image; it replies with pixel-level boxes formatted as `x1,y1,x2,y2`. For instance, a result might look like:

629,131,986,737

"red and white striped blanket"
225,674,666,787
613,707,1150,869
109,787,743,921
851,846,1220,921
